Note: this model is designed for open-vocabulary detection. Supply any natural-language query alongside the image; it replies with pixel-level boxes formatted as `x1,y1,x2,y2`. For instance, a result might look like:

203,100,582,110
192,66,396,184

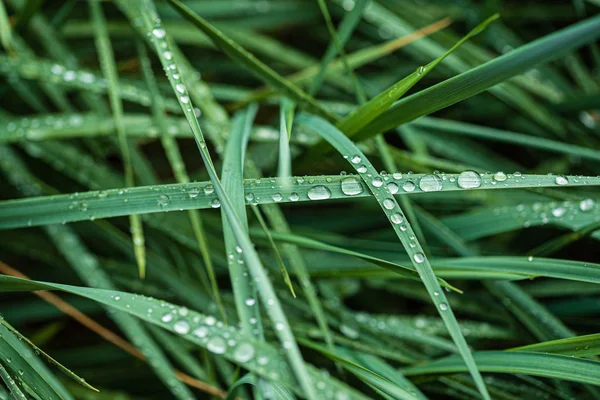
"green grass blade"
355,13,600,141
296,112,491,400
336,14,499,137
0,275,369,400
2,173,598,229
508,333,600,358
404,351,600,386
89,0,146,277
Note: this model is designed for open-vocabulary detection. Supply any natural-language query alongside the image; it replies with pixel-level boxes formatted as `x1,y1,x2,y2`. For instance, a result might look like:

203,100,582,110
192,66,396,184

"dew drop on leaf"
307,185,331,200
413,252,425,263
233,343,255,363
341,177,363,196
207,337,227,354
419,175,442,192
555,175,569,185
457,170,482,189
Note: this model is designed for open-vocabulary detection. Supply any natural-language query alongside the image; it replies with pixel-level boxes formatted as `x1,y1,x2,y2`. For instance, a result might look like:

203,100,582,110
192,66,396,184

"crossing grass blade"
296,112,491,400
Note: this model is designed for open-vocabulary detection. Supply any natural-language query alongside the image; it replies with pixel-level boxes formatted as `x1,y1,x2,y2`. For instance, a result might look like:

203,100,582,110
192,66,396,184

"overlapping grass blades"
296,113,491,400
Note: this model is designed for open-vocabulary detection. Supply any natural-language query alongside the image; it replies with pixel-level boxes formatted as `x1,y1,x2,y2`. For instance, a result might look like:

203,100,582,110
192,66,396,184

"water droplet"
419,175,442,192
113,295,120,301
152,28,166,39
390,213,403,224
205,316,216,326
207,337,226,354
307,185,331,200
193,326,208,338
457,171,481,189
245,298,256,306
416,65,425,75
157,194,170,207
180,95,189,104
233,343,255,363
211,199,221,208
439,302,448,311
161,313,173,323
272,193,283,202
175,83,185,94
341,177,363,196
204,185,215,195
493,171,507,182
289,192,299,201
386,182,399,194
403,181,415,192
580,198,594,211
555,176,569,185
174,320,190,334
552,207,566,217
372,177,383,187
383,199,395,210
245,192,254,202
413,252,425,263
350,155,361,164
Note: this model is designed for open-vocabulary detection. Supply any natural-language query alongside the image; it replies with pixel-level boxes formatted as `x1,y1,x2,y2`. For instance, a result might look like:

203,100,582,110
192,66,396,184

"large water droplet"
552,207,566,217
419,175,442,192
493,171,507,182
413,252,425,263
341,177,363,196
439,302,448,311
193,326,208,338
161,313,173,323
372,177,383,187
233,343,255,363
555,176,569,185
580,198,595,212
204,185,215,195
272,193,283,202
174,320,190,334
350,155,361,164
390,213,403,224
207,337,227,354
307,185,331,200
403,181,415,192
387,182,399,194
457,171,481,189
383,199,395,210
211,199,221,208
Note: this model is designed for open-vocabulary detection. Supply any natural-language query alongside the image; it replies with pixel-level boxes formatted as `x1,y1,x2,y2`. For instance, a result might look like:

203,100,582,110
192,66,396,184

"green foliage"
1,1,600,399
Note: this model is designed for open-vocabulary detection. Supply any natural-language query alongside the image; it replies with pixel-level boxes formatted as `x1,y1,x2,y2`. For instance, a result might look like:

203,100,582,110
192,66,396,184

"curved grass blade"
0,275,369,400
336,14,499,137
509,333,600,358
403,351,600,386
355,13,600,141
89,0,146,277
0,320,98,392
298,338,419,400
296,112,491,400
